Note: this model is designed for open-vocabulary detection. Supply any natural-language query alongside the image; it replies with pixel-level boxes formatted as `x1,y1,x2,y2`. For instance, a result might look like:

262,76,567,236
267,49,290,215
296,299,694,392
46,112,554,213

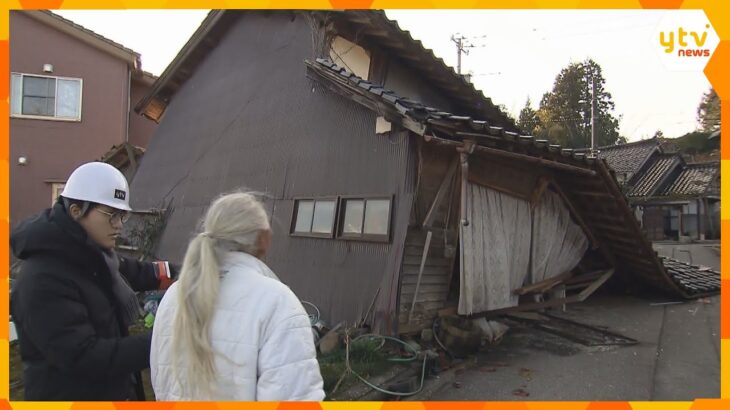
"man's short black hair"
60,196,98,217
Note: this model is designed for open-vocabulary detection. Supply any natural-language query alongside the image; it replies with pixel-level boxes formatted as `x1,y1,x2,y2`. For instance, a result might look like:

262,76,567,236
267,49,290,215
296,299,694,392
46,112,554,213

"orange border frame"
1,0,727,408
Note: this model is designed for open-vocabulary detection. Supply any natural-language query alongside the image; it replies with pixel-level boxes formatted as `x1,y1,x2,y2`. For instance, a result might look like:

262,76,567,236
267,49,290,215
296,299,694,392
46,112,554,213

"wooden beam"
426,118,460,130
476,145,597,177
465,270,614,319
455,131,506,143
123,143,138,179
424,134,596,177
408,230,433,324
513,270,574,296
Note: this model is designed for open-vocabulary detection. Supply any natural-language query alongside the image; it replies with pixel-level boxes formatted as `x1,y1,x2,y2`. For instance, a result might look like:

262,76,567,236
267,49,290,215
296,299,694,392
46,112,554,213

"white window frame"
11,72,83,122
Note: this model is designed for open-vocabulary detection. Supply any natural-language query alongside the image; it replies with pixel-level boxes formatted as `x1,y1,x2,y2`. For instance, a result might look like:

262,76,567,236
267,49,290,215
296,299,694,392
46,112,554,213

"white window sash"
10,72,82,121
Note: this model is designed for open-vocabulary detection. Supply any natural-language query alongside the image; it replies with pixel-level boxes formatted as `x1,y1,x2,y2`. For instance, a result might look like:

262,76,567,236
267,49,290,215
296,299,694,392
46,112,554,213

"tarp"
459,184,588,315
531,189,589,284
459,183,532,314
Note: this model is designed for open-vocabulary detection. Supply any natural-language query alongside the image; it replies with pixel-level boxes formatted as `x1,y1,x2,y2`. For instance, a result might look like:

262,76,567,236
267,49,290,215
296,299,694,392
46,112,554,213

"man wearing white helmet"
10,162,177,401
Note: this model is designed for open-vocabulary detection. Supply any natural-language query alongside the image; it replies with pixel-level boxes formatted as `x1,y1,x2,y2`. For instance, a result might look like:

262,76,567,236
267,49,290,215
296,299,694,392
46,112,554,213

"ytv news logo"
660,25,711,57
654,11,719,71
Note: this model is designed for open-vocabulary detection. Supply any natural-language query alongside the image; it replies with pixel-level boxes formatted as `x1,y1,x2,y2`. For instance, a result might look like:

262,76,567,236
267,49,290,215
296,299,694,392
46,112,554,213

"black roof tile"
627,154,681,197
659,162,718,197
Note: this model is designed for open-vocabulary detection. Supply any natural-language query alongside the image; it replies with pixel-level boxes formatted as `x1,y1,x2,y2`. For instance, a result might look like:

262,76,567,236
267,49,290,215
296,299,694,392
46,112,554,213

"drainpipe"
125,67,131,143
456,140,475,227
456,140,475,316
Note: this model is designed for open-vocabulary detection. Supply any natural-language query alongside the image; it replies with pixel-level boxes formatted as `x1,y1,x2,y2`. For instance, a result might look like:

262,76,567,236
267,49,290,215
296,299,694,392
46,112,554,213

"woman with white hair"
150,192,324,401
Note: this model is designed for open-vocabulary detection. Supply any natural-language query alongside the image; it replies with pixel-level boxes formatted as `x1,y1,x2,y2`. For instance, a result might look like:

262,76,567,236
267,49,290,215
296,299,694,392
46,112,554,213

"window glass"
363,199,390,235
311,200,335,234
342,199,364,234
23,76,55,116
293,200,314,233
23,76,54,97
10,74,21,115
57,79,81,119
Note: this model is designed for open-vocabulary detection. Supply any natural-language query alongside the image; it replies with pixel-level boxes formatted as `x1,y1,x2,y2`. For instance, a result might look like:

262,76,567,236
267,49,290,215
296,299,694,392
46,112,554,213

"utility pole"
590,74,597,156
451,34,469,74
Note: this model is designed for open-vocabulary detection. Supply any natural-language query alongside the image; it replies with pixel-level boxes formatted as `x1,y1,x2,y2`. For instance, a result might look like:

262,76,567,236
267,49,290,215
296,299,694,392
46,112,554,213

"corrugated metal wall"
130,12,417,329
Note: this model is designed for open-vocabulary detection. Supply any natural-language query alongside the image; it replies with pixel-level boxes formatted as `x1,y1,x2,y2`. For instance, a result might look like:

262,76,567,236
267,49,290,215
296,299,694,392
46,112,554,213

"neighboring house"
132,10,718,335
9,10,157,226
596,137,675,185
630,158,720,241
99,142,146,182
597,138,720,241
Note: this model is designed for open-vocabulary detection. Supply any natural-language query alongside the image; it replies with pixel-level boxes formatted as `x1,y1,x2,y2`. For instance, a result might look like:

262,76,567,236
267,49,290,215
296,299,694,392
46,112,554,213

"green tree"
697,88,720,132
534,59,622,148
517,97,540,136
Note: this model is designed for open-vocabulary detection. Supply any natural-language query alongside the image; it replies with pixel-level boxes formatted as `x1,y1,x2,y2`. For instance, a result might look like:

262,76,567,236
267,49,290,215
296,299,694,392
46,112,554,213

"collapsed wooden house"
132,10,719,335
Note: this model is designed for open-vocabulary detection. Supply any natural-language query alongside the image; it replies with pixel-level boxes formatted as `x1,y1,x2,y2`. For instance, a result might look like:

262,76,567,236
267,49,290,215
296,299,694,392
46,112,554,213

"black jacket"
10,203,163,401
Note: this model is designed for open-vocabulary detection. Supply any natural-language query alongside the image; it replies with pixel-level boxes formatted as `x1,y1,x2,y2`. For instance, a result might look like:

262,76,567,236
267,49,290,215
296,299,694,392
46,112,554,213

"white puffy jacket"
150,252,324,401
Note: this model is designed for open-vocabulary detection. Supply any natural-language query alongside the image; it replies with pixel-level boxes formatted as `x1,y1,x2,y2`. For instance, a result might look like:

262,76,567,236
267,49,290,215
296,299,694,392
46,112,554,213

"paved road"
429,294,720,401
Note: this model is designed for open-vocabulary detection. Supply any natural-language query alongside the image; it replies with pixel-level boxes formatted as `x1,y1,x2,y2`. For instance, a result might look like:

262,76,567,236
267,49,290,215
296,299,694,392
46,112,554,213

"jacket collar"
220,252,280,281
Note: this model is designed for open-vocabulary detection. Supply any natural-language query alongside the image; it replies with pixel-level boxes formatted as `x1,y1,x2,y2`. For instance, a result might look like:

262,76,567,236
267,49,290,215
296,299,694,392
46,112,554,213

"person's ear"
68,204,83,221
255,229,272,259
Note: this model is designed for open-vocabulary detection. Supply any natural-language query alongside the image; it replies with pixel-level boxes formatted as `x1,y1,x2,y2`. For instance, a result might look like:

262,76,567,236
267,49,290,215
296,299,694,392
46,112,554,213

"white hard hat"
61,162,132,211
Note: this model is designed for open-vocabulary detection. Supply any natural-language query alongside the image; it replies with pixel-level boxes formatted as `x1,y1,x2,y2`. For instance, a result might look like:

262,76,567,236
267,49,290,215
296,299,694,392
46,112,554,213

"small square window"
291,198,336,238
337,196,392,241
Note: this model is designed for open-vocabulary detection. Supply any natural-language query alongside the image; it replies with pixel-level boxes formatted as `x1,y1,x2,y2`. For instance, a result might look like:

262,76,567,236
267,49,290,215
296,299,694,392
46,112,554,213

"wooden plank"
404,245,444,257
464,270,614,319
402,256,451,267
401,275,451,286
402,266,448,276
513,270,574,296
401,283,450,295
476,145,596,176
399,292,447,304
425,136,597,177
408,230,433,323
